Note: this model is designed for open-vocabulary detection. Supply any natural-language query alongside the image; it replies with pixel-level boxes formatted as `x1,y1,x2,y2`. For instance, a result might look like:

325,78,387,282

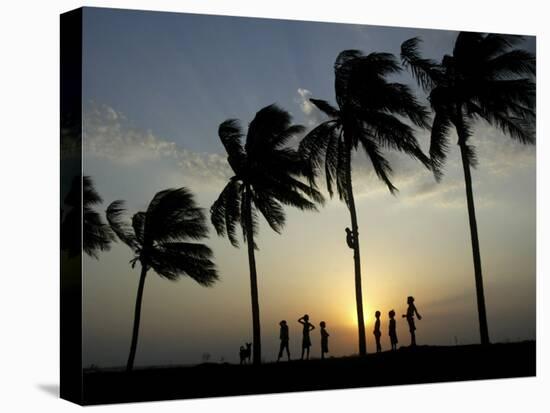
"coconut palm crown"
61,175,114,258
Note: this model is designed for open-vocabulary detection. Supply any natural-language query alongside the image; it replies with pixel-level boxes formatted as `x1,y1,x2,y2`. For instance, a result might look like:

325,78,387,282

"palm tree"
211,104,324,364
299,51,431,355
401,33,535,345
61,176,113,258
106,188,218,372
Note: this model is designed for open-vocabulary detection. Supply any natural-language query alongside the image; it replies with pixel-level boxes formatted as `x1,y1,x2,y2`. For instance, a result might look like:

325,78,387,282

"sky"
77,7,536,367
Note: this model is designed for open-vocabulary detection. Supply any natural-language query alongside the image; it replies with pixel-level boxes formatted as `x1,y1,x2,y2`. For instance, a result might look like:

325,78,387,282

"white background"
0,0,548,411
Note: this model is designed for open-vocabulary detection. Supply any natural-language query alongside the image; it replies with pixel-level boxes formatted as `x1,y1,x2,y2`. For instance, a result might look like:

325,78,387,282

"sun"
347,305,373,328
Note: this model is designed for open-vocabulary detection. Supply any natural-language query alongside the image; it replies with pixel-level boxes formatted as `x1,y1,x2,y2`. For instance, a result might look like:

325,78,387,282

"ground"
81,341,535,405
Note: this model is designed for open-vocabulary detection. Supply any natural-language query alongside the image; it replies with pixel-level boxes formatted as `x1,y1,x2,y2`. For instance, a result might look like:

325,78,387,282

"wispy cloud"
295,88,327,127
83,103,232,190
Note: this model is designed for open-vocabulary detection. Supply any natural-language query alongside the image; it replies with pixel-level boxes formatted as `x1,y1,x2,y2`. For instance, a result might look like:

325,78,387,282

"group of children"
277,296,422,361
277,315,330,361
373,296,422,352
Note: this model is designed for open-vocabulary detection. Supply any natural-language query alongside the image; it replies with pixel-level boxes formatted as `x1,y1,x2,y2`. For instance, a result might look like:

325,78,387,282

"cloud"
295,88,327,127
83,103,231,190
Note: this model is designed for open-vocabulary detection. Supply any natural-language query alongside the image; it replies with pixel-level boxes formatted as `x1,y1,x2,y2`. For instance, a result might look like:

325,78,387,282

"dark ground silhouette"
82,341,535,405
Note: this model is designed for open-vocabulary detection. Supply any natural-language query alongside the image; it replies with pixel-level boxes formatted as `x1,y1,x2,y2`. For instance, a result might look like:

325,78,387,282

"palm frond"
324,132,341,198
359,136,397,194
219,119,246,174
253,192,285,233
486,49,536,79
335,137,350,205
479,110,535,145
145,188,209,244
83,176,102,206
429,110,452,180
261,181,319,211
272,124,306,149
461,142,478,169
378,82,431,128
83,209,113,258
210,178,242,247
400,37,441,91
246,104,293,154
148,243,218,286
132,212,146,245
481,33,525,58
241,193,259,250
309,99,340,118
106,200,138,250
81,176,113,258
214,103,324,245
298,120,339,177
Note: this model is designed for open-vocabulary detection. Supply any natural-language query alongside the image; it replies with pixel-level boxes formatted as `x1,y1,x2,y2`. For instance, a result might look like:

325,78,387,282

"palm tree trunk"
344,141,367,356
126,264,148,372
244,184,262,364
458,141,490,345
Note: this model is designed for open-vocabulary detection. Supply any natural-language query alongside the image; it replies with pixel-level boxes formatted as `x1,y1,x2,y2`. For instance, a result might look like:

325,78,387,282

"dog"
239,342,252,364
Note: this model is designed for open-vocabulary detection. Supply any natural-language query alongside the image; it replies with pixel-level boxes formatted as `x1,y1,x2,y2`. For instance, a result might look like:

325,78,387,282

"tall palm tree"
401,33,535,345
61,175,113,258
299,51,431,355
106,188,218,372
211,104,324,364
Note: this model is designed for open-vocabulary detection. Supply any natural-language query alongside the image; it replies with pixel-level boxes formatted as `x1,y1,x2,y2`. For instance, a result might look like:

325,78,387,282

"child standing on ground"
388,310,398,351
277,320,290,361
402,296,422,346
298,314,315,360
373,311,382,352
320,321,330,359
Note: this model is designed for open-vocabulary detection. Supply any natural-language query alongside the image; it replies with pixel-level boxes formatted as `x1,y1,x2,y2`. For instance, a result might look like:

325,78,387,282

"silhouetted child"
402,296,422,346
388,310,398,351
373,311,382,352
320,321,330,359
277,320,291,361
298,314,315,360
345,227,355,249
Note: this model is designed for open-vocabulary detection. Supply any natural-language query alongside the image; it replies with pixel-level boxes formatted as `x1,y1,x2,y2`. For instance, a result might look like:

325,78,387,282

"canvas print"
60,6,536,405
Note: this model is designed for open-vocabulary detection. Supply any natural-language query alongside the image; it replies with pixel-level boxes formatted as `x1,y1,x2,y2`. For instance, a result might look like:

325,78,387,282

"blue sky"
82,8,468,154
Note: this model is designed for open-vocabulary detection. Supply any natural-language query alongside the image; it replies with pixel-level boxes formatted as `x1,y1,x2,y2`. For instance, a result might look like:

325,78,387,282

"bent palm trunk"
126,265,148,372
345,142,367,356
244,185,262,364
458,141,490,345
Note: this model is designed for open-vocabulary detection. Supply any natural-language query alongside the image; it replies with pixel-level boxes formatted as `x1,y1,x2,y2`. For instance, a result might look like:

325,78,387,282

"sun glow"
346,304,374,328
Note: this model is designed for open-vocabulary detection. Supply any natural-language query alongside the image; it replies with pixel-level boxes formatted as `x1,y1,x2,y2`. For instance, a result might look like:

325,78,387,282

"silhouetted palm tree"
61,176,113,258
211,104,324,364
401,33,535,345
300,51,431,355
107,188,218,372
